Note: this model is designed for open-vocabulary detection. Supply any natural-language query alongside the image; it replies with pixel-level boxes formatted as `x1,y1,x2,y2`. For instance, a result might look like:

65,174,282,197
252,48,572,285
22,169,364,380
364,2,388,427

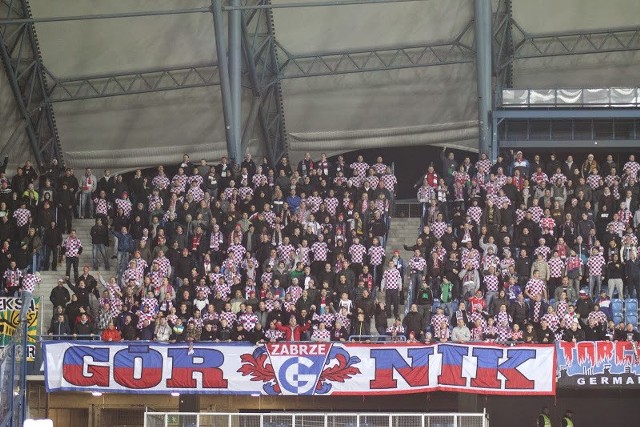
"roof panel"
272,0,473,54
30,0,216,77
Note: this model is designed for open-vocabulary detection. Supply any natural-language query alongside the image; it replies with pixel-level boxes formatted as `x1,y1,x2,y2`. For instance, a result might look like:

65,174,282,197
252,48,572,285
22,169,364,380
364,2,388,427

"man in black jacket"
42,221,62,271
402,304,424,339
49,278,70,309
90,218,110,271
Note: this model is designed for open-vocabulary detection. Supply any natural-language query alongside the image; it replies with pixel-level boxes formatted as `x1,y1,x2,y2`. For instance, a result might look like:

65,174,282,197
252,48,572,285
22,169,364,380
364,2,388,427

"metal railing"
348,335,406,342
144,411,489,427
393,200,422,219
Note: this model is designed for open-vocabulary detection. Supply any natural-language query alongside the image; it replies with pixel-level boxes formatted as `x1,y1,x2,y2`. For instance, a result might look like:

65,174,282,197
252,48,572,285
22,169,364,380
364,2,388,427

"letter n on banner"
369,347,433,389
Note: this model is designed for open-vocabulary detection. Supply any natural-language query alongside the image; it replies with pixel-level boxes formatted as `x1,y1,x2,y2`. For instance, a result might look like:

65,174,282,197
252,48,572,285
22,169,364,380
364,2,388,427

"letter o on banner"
113,346,163,389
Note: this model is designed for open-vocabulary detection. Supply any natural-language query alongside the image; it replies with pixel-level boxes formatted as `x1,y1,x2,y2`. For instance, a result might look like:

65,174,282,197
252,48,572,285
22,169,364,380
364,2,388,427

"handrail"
348,335,406,342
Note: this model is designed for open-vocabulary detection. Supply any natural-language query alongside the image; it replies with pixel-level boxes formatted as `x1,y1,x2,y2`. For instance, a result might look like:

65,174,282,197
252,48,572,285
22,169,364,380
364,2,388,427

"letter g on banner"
279,357,318,395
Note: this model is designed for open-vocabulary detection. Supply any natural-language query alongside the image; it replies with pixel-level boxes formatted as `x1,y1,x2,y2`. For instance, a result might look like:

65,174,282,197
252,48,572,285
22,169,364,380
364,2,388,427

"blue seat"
549,298,555,306
611,299,624,316
431,300,441,313
625,314,638,327
613,314,624,325
625,298,639,315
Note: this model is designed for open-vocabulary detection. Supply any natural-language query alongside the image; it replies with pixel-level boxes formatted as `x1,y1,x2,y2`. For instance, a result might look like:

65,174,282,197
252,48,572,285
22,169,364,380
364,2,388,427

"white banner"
44,341,556,396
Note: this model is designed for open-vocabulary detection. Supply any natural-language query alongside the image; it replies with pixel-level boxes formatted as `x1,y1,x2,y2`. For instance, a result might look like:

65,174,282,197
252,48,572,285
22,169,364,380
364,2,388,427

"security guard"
561,410,574,427
537,407,552,427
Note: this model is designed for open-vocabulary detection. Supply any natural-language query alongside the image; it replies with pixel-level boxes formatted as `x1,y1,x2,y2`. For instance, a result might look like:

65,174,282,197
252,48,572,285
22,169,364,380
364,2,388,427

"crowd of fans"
3,148,640,345
0,152,402,343
408,148,640,344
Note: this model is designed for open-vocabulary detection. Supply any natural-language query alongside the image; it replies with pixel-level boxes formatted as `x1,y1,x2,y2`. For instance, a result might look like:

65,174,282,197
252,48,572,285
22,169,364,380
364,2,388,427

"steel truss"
46,64,220,103
277,22,474,79
0,0,62,166
241,0,288,165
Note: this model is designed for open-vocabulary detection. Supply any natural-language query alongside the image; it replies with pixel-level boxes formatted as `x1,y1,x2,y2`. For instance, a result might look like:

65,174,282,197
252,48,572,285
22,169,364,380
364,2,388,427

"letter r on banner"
166,348,228,388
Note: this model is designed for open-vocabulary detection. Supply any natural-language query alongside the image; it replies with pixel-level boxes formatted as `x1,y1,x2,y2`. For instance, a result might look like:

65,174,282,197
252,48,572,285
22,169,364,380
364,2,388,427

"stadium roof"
1,0,639,171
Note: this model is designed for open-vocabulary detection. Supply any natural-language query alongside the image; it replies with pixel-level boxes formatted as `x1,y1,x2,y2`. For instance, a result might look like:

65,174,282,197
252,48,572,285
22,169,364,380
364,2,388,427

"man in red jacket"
275,317,312,341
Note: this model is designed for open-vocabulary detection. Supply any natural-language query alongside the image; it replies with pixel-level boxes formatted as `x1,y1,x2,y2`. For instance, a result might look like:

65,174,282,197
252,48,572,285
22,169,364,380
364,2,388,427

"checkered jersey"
531,172,548,186
467,206,482,224
228,244,247,267
189,174,203,187
263,210,276,229
335,312,351,331
122,267,142,285
476,158,492,173
494,196,512,210
265,328,285,341
500,257,515,276
311,241,329,261
350,161,369,177
115,198,132,217
372,162,387,175
307,196,323,213
430,313,449,331
528,206,544,223
556,301,568,319
484,274,499,292
542,313,559,331
219,311,236,326
261,271,273,286
277,244,295,263
407,256,426,273
223,187,237,203
238,312,259,331
381,174,397,191
496,311,512,327
63,237,82,257
236,186,252,201
367,245,385,266
13,208,31,227
431,246,447,262
515,209,526,224
386,324,405,335
21,273,40,293
323,197,339,216
202,310,219,323
453,171,470,187
213,280,231,300
540,217,556,235
497,326,511,342
461,248,480,270
618,209,632,225
417,185,435,203
623,161,640,177
153,256,171,278
147,195,163,212
587,254,606,276
293,246,309,266
548,257,565,278
534,245,551,260
93,198,111,216
171,174,188,193
525,279,546,297
349,243,367,264
481,255,500,272
585,173,601,190
551,173,567,185
313,312,335,327
483,181,499,198
382,268,402,290
187,186,205,202
605,174,619,187
430,221,447,239
311,328,331,341
195,285,211,299
375,198,388,213
365,175,379,189
209,231,224,251
252,173,266,188
469,311,486,329
136,311,156,329
587,310,608,326
495,174,508,189
287,286,303,304
3,269,22,288
152,175,170,190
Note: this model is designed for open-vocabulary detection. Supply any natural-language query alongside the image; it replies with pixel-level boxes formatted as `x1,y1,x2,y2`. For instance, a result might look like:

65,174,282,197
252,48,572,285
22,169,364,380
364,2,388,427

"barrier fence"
0,323,28,427
144,412,489,427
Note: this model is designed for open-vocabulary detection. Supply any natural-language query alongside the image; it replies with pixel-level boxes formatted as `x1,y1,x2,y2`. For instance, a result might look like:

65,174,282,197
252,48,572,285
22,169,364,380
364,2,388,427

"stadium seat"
549,298,555,306
625,314,638,327
625,298,638,316
431,300,441,313
612,299,624,315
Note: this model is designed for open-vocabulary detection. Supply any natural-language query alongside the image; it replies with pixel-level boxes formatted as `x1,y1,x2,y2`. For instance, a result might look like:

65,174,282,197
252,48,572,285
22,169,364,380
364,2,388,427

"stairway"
35,219,113,333
385,217,421,259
